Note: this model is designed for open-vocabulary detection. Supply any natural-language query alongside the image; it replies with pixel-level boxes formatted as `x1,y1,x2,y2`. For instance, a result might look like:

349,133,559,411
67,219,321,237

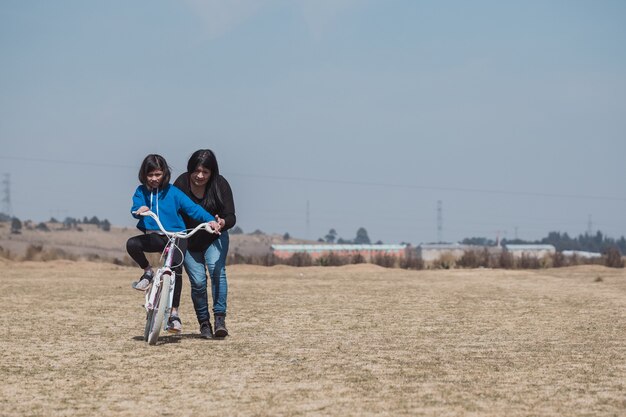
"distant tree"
63,217,78,229
82,216,89,224
619,237,626,255
375,240,383,245
49,217,59,223
11,217,22,234
317,238,324,242
354,227,371,244
89,216,100,226
251,229,264,236
283,232,290,241
35,222,50,232
461,237,495,246
337,237,350,244
100,219,111,232
230,226,243,235
0,213,11,222
325,228,337,244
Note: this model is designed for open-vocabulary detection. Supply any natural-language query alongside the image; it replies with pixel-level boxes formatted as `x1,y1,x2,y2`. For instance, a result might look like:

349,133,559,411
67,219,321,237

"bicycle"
133,210,217,345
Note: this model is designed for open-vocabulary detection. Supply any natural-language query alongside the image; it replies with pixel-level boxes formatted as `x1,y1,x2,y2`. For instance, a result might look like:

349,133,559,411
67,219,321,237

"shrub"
519,254,541,269
457,249,490,269
318,252,348,266
227,252,248,265
286,252,313,267
372,253,396,268
551,251,566,268
432,253,456,269
24,244,44,261
400,255,424,270
351,253,366,264
0,245,13,260
605,247,624,268
497,251,515,269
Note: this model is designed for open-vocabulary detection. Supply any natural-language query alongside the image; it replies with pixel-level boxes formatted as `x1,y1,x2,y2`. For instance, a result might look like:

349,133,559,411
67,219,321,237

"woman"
174,149,236,339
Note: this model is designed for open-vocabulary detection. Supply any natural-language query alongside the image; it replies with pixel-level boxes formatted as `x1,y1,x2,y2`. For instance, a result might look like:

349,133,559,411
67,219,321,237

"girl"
126,154,220,333
174,149,236,339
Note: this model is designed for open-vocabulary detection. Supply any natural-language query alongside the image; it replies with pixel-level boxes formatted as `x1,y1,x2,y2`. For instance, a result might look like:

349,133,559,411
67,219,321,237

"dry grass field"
0,222,302,262
1,260,625,416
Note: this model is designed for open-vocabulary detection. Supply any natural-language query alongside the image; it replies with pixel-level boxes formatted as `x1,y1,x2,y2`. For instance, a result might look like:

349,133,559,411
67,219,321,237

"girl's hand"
132,206,150,215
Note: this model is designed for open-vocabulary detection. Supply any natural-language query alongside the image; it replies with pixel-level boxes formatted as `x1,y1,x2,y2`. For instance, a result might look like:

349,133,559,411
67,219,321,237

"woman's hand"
215,214,226,230
206,220,221,235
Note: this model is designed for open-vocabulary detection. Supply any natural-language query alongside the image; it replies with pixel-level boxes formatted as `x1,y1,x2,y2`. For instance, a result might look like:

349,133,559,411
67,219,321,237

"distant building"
416,243,478,263
504,244,556,259
562,250,602,259
270,244,407,260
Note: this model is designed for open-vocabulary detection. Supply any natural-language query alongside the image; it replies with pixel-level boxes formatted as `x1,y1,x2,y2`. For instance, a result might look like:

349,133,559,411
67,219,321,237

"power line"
1,154,625,202
1,173,12,216
437,200,443,243
0,155,135,169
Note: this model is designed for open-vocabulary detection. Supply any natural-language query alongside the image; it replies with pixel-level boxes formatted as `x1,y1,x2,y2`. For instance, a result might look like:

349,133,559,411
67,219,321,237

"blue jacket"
131,184,215,232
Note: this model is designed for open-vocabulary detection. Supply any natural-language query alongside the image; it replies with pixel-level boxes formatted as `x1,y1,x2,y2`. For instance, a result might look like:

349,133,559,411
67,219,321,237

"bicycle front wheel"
147,274,172,345
143,309,153,342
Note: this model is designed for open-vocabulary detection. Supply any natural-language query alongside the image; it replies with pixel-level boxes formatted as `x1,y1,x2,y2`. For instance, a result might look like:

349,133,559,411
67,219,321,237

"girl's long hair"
138,154,171,188
187,149,223,213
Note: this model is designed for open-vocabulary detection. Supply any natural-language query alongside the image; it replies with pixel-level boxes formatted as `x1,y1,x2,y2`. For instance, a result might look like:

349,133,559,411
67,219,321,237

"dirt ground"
1,260,625,417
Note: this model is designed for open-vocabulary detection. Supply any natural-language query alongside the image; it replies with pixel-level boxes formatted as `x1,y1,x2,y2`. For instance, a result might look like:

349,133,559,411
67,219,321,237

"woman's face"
191,165,211,188
146,169,164,189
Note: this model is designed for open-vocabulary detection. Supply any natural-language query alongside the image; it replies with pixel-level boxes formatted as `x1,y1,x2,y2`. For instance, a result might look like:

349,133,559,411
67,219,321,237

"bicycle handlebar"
136,210,219,238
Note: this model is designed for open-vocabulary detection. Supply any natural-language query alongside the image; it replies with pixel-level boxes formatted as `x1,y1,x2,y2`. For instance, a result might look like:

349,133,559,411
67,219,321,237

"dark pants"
126,233,187,308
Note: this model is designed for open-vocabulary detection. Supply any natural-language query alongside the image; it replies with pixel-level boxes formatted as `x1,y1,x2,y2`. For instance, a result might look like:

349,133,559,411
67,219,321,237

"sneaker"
199,321,213,339
214,315,228,337
132,273,152,291
167,315,182,333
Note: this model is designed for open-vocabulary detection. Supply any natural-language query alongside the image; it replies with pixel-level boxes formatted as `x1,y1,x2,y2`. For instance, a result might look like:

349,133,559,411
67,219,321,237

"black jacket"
173,173,236,252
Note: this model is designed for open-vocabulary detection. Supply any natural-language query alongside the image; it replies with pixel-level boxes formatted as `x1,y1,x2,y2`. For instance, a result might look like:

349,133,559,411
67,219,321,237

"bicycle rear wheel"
147,274,172,345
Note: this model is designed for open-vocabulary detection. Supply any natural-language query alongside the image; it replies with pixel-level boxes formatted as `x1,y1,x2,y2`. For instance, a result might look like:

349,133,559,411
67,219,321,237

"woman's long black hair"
187,149,223,213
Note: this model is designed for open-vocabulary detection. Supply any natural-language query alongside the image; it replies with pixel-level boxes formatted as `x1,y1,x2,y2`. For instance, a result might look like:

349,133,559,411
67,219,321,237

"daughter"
126,154,220,333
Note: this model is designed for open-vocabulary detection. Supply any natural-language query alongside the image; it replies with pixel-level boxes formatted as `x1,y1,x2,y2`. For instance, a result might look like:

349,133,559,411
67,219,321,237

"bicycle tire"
143,309,153,341
147,274,172,345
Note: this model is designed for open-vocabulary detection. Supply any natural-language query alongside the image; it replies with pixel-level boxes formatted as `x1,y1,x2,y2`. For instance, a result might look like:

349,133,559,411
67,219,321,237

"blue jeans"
183,232,229,324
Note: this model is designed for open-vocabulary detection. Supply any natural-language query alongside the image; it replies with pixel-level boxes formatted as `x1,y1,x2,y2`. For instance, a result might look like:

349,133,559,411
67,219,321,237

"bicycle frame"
137,210,217,344
144,236,177,328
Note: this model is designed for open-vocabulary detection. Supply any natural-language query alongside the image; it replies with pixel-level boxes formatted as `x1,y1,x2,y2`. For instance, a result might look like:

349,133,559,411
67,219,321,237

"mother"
174,149,236,338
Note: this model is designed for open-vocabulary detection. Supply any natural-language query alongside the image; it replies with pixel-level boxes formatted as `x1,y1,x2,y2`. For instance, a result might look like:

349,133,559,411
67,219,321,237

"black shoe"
200,321,213,339
214,315,228,337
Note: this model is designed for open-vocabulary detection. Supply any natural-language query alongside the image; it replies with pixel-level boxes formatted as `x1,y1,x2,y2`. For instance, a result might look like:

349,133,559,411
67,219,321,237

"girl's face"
191,165,211,188
146,169,164,189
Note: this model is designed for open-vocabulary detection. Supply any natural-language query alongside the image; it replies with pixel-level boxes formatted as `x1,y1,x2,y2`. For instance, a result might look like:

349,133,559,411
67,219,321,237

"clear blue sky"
1,0,625,244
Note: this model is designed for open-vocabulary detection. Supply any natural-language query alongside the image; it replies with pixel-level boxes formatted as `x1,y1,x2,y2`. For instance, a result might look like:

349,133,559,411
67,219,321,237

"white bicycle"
136,210,217,345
